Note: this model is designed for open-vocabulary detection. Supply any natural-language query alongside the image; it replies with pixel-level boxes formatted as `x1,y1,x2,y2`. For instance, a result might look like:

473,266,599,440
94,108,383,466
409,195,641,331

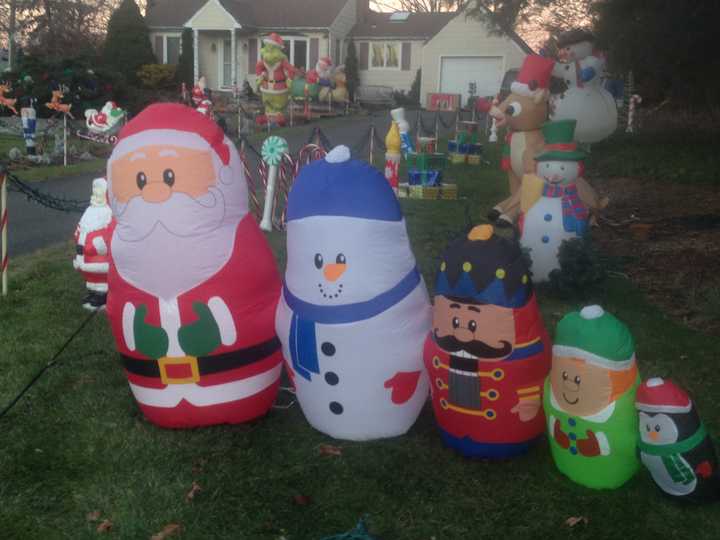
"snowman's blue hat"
286,145,402,222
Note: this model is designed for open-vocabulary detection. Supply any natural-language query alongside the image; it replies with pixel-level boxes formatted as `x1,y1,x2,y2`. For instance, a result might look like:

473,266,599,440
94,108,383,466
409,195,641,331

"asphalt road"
7,109,464,257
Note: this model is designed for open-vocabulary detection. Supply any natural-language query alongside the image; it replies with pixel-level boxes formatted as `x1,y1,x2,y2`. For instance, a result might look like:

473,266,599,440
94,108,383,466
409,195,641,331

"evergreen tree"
345,40,360,102
176,28,194,87
102,0,156,84
408,68,421,106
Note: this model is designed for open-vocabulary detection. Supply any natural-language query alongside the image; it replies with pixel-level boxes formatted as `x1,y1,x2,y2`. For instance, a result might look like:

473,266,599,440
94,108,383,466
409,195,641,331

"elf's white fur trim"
580,305,604,319
552,345,635,371
86,282,108,293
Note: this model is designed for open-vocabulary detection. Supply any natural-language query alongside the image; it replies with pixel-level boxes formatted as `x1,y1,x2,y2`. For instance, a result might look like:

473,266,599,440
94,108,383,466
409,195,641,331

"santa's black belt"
121,336,281,383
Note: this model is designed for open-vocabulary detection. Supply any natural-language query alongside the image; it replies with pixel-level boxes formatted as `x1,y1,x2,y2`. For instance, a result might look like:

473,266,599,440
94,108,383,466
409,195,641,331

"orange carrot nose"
649,431,659,441
323,263,347,282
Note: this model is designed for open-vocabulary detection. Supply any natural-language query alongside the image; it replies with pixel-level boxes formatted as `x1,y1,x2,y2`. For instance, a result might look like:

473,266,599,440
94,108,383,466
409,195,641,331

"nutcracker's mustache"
434,332,513,359
111,187,226,242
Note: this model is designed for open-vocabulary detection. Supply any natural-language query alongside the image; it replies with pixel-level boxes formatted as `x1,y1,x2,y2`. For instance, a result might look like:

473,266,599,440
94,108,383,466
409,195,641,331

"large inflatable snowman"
275,146,431,441
550,29,617,143
520,120,592,282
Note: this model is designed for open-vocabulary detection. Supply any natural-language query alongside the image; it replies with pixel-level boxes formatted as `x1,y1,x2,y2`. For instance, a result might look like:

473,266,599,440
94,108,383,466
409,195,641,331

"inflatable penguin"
636,377,720,502
275,145,431,441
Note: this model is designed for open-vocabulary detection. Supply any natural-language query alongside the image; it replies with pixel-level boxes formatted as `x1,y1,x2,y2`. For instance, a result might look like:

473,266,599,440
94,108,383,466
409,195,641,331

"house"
144,0,530,107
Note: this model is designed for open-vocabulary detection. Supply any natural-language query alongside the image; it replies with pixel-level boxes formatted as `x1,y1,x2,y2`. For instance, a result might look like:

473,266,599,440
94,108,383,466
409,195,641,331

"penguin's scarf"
284,267,421,381
638,424,707,457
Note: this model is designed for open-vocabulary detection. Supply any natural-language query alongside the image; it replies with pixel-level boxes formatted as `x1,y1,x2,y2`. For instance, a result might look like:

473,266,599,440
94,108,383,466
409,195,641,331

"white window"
370,42,399,70
222,39,232,87
154,34,182,65
282,38,308,70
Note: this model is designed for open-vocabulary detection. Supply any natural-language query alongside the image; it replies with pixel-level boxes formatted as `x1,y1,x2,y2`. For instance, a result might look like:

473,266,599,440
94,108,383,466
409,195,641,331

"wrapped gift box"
397,182,458,200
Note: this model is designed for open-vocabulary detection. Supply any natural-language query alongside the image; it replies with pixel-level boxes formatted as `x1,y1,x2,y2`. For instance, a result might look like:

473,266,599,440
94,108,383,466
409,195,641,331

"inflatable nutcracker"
544,305,641,489
106,103,283,429
73,178,114,311
275,146,431,441
636,377,720,503
424,224,552,458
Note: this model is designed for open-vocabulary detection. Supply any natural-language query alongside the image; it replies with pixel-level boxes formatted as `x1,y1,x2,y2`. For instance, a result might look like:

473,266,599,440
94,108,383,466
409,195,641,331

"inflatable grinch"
636,378,720,503
424,225,552,458
256,33,295,126
106,103,283,429
275,146,431,441
544,306,640,489
550,29,618,143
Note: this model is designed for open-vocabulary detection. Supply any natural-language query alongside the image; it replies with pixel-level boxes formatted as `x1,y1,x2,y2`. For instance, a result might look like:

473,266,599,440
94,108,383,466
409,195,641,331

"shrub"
137,64,177,90
548,236,608,301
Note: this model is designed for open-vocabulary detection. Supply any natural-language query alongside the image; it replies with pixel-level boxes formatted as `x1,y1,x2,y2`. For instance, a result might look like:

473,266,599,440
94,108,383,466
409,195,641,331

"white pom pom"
325,145,351,164
646,377,664,388
580,305,604,320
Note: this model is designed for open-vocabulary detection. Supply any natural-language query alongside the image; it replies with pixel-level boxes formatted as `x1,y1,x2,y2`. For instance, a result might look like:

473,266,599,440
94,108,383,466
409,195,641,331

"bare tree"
371,0,466,12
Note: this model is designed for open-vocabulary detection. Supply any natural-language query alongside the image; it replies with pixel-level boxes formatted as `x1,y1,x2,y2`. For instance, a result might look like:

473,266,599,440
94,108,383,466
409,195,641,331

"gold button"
462,262,472,272
440,261,446,271
496,268,506,279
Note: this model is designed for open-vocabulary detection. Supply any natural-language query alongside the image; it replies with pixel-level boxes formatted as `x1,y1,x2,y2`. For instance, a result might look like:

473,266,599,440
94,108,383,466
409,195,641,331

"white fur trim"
548,414,556,434
81,262,109,274
122,303,136,351
207,296,237,346
596,432,610,456
647,377,664,387
511,81,536,97
128,363,282,407
552,345,635,371
580,305,604,319
325,145,350,164
635,401,692,414
92,236,107,256
86,282,108,293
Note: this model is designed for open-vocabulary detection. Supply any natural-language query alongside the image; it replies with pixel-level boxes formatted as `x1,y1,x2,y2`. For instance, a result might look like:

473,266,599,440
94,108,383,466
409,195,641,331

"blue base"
440,429,540,459
408,169,442,186
448,140,458,152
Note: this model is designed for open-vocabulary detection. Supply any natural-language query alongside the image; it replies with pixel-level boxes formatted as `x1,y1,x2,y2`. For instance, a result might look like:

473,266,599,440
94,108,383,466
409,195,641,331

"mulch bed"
593,177,720,335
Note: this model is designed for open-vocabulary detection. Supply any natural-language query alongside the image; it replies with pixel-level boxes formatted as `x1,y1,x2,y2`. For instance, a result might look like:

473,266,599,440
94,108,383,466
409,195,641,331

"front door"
218,38,233,88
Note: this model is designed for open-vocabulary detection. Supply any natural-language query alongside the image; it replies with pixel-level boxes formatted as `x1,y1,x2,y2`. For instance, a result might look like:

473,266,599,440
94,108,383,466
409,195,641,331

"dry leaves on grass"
318,444,343,457
97,519,113,533
565,516,589,527
292,494,312,506
86,510,101,522
151,523,182,540
185,481,202,502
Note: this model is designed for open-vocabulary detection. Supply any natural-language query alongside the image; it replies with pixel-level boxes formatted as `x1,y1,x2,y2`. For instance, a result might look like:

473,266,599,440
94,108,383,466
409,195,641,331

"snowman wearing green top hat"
519,119,594,282
544,305,641,489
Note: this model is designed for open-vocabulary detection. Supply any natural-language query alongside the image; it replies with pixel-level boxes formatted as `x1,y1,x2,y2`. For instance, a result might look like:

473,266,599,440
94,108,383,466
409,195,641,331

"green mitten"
177,302,222,357
134,304,169,359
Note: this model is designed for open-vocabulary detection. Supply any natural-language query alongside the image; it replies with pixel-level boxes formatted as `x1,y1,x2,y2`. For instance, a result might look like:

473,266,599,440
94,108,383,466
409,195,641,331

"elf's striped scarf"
543,183,589,235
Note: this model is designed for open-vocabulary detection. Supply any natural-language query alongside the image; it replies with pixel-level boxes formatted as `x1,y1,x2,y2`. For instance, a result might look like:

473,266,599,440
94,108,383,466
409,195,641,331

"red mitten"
577,430,601,457
554,419,570,449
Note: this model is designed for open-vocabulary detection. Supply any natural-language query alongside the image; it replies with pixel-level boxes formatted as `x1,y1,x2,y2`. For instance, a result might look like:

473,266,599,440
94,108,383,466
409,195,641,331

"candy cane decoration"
260,136,289,232
626,94,642,133
239,142,261,221
1,169,8,296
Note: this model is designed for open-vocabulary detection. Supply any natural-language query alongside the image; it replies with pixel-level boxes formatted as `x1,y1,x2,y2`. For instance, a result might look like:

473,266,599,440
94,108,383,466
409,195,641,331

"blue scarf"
284,267,421,381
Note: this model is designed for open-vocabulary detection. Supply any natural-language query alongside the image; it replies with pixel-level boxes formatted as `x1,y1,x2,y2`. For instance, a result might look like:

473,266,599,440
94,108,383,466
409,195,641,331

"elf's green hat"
535,120,586,162
552,305,636,371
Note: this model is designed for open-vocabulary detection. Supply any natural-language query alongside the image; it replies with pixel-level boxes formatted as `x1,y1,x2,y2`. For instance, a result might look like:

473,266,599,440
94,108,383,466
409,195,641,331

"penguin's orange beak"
323,263,347,282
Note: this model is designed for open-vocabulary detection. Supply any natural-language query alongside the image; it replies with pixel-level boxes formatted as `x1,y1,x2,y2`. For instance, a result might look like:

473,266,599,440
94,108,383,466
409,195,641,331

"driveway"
7,109,465,257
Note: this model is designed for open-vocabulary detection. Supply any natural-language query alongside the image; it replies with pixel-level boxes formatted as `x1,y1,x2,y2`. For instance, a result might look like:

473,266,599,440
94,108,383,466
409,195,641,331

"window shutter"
310,38,319,69
401,42,411,71
248,38,258,70
154,35,164,63
359,42,369,70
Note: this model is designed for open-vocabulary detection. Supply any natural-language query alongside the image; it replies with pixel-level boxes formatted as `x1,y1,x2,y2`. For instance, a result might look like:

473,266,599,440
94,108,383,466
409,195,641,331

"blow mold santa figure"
106,103,283,429
424,225,552,458
73,177,114,311
550,29,617,143
275,146,431,441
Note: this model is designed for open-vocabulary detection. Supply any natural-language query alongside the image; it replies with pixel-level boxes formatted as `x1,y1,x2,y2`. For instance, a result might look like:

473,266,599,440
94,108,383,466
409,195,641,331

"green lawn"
1,130,719,540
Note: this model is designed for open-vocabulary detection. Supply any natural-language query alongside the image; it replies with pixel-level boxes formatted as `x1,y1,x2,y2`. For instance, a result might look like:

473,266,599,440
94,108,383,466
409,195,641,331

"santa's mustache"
434,331,513,359
112,187,226,242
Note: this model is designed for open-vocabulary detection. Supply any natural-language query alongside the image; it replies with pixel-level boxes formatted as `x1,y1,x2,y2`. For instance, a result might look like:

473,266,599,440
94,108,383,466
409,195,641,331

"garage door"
439,56,504,106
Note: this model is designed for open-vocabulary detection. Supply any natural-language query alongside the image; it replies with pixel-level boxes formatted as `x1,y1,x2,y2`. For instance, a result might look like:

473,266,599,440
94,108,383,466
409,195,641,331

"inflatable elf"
544,305,641,489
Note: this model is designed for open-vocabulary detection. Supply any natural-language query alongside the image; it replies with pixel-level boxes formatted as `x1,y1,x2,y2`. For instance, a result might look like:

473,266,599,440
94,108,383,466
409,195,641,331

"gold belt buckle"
158,356,200,385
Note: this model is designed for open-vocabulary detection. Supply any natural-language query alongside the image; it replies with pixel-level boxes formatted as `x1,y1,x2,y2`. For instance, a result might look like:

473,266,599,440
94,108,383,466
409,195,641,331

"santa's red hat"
318,56,332,66
635,377,692,414
263,32,284,47
115,103,230,166
511,55,555,98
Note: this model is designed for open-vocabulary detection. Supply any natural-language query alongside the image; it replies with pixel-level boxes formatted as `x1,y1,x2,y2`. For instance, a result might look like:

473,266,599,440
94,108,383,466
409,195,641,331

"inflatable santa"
106,103,283,429
73,177,114,311
424,225,552,458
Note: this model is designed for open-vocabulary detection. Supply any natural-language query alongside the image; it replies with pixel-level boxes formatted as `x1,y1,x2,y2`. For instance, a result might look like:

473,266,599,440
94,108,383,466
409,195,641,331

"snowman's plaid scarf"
543,183,589,235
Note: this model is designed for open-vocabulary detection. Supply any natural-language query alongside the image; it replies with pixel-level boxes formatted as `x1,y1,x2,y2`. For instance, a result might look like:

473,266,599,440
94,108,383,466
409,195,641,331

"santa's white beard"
78,204,112,234
111,189,239,301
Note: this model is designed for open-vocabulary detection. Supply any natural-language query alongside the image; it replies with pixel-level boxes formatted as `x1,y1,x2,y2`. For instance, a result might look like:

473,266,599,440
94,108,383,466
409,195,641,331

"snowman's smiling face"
639,412,679,445
539,160,579,186
286,215,417,304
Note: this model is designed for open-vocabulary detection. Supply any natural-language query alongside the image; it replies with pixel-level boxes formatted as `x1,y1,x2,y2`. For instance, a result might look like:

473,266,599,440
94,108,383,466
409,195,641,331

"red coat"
256,59,294,94
106,214,283,428
424,294,551,445
74,218,114,288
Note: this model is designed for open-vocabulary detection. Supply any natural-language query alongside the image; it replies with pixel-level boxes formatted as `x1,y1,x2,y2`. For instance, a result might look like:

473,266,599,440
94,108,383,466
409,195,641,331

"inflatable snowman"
275,146,431,441
636,378,720,502
550,29,617,143
519,120,592,282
